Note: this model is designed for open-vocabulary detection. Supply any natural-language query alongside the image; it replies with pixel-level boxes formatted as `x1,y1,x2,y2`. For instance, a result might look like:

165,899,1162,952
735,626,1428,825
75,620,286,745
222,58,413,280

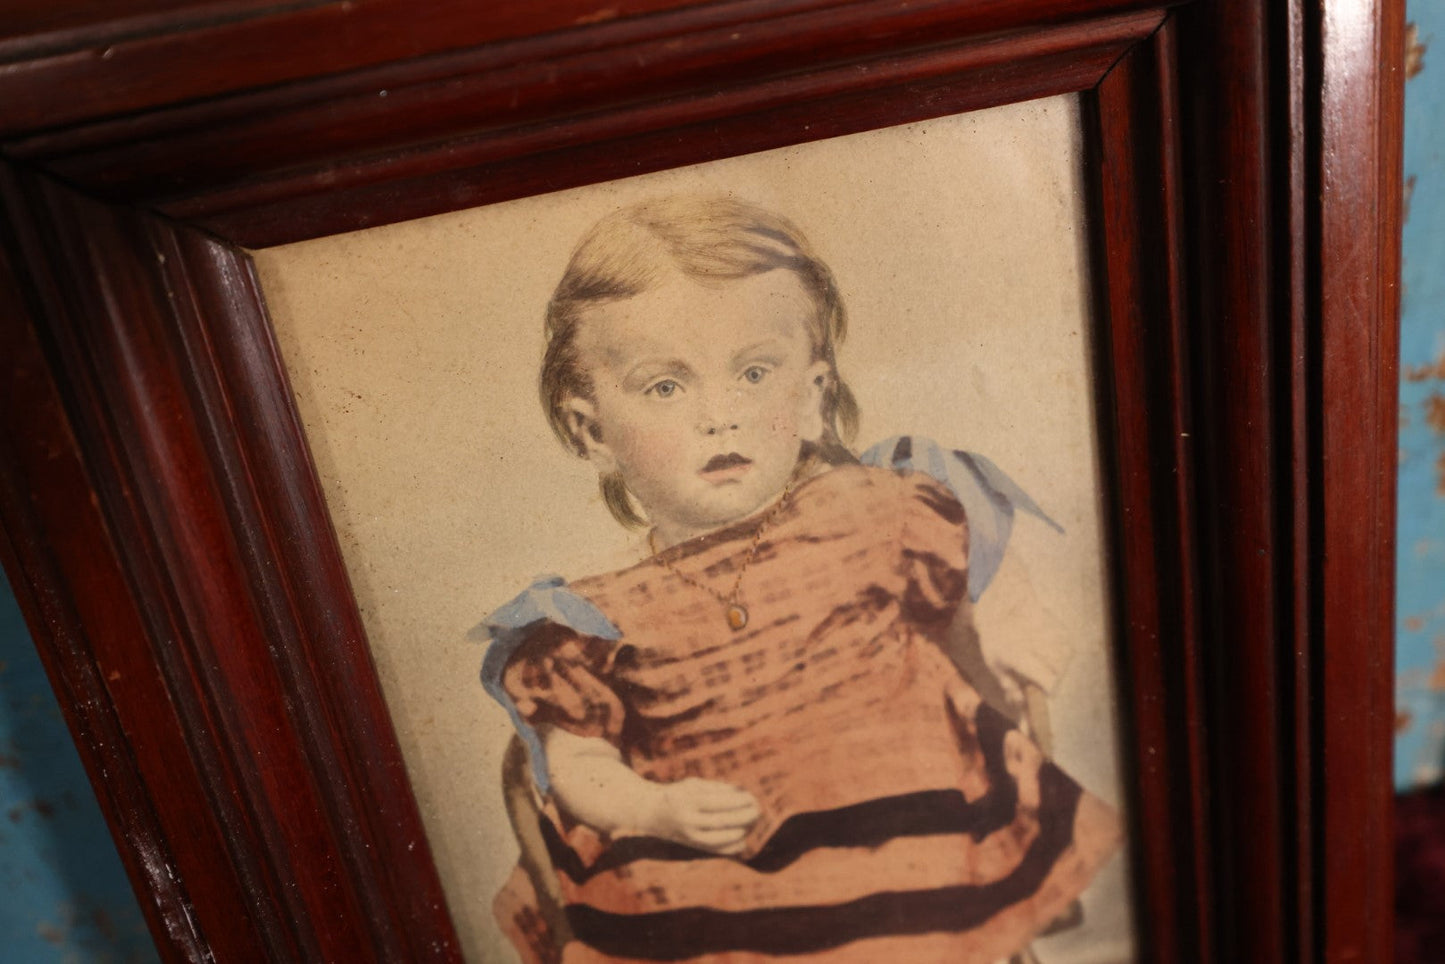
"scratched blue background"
1395,5,1445,791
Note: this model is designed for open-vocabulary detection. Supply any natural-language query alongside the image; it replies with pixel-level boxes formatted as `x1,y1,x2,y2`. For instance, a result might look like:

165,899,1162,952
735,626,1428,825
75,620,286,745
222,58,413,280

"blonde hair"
541,195,860,527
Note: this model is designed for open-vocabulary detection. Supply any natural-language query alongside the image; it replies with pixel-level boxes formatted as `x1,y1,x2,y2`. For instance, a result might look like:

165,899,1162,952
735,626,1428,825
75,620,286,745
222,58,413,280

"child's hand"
645,778,761,855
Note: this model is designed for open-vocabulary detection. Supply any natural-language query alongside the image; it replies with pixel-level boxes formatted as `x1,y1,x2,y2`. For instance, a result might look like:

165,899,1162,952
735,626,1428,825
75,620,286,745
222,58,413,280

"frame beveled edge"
0,0,1164,136
0,0,1401,961
1316,0,1402,955
152,224,464,960
0,162,462,963
1089,23,1209,962
0,228,242,963
0,167,308,962
1171,0,1402,959
2,2,1170,248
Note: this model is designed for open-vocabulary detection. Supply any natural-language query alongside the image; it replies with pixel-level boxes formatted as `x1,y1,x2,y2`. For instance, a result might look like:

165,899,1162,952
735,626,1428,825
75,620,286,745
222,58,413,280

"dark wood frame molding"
0,1,1402,961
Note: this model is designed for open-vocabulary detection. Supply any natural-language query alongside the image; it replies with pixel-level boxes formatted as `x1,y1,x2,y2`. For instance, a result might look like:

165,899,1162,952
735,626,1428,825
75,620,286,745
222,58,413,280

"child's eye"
647,379,680,398
742,366,769,384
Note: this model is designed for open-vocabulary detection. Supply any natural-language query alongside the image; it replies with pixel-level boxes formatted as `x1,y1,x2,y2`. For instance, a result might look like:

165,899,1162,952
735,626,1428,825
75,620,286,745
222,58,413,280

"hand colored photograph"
252,94,1136,963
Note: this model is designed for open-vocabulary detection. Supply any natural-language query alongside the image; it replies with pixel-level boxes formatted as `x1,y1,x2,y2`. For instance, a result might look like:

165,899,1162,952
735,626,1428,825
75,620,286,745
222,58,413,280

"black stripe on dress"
544,703,1027,884
565,764,1084,960
546,787,1001,885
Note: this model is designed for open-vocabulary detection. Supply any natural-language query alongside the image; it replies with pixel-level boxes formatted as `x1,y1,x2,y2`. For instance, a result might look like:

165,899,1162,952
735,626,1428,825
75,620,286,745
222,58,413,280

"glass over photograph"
251,93,1136,964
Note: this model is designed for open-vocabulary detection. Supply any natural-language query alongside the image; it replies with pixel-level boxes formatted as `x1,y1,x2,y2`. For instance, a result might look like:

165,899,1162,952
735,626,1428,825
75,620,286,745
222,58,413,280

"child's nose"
695,386,740,435
698,416,740,436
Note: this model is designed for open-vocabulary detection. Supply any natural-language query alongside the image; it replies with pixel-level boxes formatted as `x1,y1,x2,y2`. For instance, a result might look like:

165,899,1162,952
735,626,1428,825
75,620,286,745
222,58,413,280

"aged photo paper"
253,94,1135,963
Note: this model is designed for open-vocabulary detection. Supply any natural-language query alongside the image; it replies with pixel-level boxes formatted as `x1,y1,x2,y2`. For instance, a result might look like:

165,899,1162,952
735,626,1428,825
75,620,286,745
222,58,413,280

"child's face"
566,268,828,546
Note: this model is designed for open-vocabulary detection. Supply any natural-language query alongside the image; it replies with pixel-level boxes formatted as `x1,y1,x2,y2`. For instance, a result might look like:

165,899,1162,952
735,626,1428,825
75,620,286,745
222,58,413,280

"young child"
475,195,1120,963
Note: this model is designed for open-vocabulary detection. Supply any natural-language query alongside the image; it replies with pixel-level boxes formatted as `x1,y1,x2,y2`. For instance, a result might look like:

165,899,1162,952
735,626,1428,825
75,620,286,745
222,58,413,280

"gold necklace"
647,480,794,631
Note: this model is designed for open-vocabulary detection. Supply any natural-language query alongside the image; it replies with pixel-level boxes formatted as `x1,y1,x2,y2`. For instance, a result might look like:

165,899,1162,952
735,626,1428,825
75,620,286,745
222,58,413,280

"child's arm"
542,725,761,855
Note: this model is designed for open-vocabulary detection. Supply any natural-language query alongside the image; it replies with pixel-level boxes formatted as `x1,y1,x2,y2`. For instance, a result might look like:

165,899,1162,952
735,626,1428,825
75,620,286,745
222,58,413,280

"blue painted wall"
1395,5,1445,790
0,573,159,962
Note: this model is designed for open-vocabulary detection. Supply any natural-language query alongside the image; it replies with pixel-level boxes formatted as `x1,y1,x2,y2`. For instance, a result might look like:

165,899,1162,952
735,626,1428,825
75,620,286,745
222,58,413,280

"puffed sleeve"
501,623,626,744
471,576,624,790
861,436,1063,601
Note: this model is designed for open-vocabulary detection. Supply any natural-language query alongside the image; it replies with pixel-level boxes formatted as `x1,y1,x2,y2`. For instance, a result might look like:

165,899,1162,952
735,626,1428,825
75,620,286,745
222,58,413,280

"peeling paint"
1394,4,1445,790
1426,393,1445,433
1405,350,1445,382
1407,22,1428,80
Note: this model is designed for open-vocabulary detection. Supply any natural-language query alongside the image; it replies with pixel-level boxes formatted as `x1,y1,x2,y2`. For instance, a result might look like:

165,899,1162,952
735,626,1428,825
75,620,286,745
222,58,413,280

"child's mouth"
699,453,752,481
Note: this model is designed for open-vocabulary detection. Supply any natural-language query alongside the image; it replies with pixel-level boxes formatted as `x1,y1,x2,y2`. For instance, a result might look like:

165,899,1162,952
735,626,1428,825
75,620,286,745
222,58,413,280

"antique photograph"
252,94,1134,963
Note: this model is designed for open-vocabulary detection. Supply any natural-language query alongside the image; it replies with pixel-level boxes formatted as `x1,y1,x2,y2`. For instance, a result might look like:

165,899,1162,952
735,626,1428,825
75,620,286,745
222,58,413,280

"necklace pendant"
725,604,749,631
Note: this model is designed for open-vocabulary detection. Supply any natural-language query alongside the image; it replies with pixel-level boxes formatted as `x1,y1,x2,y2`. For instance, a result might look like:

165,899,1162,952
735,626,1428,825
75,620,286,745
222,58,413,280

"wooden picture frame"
0,2,1401,962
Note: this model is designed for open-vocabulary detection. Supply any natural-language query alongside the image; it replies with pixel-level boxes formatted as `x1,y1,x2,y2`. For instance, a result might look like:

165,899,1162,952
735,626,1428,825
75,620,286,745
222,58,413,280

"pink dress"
490,464,1121,963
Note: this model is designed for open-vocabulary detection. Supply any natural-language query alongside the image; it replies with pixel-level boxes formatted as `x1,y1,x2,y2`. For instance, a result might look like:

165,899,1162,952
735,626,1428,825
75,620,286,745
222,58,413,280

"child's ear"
562,396,618,474
799,360,830,444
